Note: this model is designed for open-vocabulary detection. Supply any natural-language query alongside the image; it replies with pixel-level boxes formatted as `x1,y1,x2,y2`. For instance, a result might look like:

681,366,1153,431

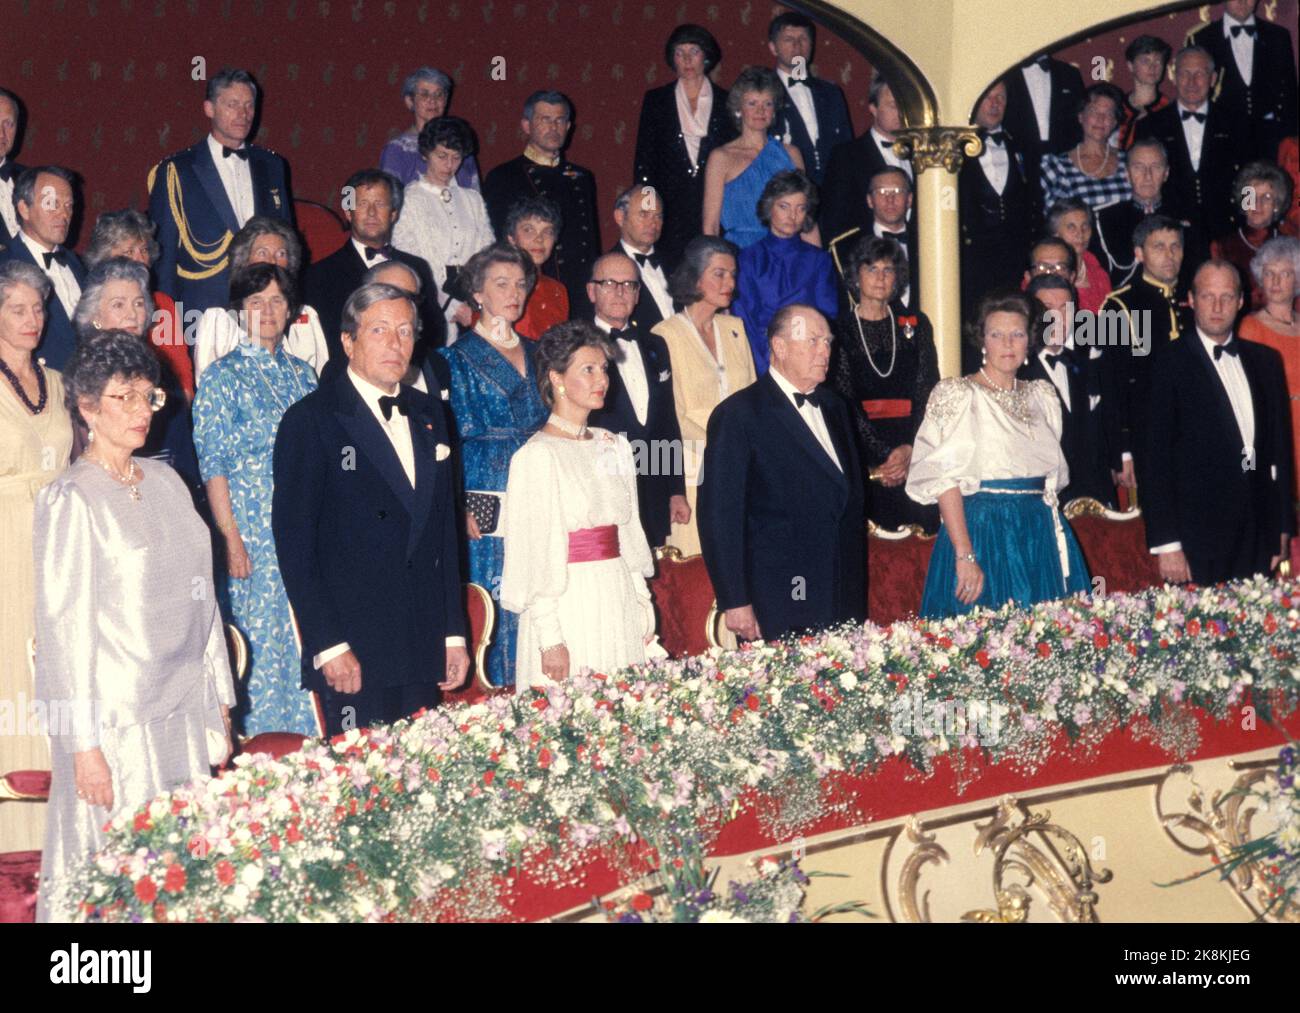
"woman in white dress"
392,116,494,336
191,217,330,383
501,321,659,689
905,291,1090,618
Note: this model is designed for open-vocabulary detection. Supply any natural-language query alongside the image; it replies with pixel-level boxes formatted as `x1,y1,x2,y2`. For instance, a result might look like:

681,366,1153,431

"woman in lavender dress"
379,67,480,191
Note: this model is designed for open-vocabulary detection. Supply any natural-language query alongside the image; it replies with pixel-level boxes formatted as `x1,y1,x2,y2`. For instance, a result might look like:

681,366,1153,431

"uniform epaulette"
828,227,862,276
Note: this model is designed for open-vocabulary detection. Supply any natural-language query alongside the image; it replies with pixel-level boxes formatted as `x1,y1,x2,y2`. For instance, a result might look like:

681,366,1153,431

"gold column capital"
892,127,983,175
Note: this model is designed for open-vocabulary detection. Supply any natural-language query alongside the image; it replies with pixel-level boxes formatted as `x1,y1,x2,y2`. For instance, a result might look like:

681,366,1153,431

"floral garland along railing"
63,576,1300,923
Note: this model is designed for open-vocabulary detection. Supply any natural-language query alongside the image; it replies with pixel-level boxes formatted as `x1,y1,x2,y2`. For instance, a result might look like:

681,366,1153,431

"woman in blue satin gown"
439,244,548,688
703,66,807,250
905,291,1090,618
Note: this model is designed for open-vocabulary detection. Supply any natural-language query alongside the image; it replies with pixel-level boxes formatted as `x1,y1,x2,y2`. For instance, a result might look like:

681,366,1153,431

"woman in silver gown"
32,330,236,922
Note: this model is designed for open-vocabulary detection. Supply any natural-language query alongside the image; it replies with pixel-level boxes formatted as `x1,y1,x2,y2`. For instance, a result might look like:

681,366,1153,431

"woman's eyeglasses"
102,388,167,413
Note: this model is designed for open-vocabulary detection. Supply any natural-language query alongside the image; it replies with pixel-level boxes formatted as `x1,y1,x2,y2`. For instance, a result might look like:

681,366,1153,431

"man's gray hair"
614,184,662,214
523,90,572,121
1174,45,1216,73
73,257,154,339
206,67,259,103
0,259,51,307
85,209,159,269
362,259,422,293
341,282,422,338
13,165,76,218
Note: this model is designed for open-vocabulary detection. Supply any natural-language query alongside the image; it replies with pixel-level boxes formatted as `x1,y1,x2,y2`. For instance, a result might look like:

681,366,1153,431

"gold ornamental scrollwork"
1155,762,1299,922
961,797,1113,923
886,815,951,923
891,127,983,176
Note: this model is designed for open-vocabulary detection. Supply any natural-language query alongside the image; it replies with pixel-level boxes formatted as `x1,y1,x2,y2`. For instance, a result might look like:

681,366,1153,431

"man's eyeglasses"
102,388,167,413
872,186,907,197
1032,261,1072,276
591,279,641,294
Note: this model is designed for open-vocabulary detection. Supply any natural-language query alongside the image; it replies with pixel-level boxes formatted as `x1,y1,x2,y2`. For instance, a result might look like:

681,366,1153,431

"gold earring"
558,385,566,398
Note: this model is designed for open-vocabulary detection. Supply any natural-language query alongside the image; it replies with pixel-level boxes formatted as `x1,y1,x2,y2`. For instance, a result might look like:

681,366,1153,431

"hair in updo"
63,329,160,426
534,320,617,409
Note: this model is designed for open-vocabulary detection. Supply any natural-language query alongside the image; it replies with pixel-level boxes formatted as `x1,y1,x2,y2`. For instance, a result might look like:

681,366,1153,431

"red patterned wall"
3,1,1295,252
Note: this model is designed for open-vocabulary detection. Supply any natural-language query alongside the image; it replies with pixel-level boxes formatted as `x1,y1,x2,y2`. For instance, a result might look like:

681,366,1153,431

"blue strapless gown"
721,138,795,249
919,476,1090,619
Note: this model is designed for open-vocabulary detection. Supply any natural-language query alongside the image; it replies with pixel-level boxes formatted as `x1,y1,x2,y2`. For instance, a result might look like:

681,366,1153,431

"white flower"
838,671,859,692
552,753,570,775
354,895,375,918
699,910,750,923
241,863,264,888
149,799,168,820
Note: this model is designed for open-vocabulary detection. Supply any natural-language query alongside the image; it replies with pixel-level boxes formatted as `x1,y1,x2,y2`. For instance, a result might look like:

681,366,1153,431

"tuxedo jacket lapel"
1188,336,1244,445
407,404,439,555
333,380,416,514
761,374,847,493
193,143,241,235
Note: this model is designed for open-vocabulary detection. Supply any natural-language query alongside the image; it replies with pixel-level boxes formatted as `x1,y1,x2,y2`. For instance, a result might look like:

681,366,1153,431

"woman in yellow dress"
652,235,757,555
0,261,73,853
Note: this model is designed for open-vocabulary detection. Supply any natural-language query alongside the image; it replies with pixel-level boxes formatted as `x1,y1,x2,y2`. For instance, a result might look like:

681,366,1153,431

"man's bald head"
769,304,833,393
587,251,641,328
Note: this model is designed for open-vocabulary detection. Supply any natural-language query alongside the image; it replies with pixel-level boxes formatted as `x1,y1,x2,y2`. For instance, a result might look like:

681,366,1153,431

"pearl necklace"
547,412,588,439
86,451,142,501
478,319,520,349
855,305,897,379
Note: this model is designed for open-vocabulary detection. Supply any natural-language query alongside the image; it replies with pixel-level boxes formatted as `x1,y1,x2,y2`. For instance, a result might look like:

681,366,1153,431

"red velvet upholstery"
239,732,309,760
1067,507,1163,593
294,199,348,265
651,550,715,659
0,850,40,923
867,530,936,627
1,770,51,800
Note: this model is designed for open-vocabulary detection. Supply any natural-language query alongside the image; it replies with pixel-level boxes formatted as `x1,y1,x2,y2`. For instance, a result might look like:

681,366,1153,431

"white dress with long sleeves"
192,304,330,386
500,429,656,691
392,178,495,328
905,377,1070,505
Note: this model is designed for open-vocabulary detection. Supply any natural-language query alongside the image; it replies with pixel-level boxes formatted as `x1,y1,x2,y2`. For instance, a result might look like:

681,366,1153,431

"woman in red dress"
1212,161,1292,309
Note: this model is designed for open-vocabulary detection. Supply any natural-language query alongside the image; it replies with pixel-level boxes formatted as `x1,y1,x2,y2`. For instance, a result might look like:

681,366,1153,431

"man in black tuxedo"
821,74,911,241
585,252,688,549
829,168,919,315
1020,275,1122,508
1188,0,1298,161
303,169,445,385
272,283,468,735
960,79,1035,321
1092,138,1205,290
0,88,23,239
699,305,865,642
1001,53,1085,209
767,12,852,185
0,166,85,370
1135,46,1247,242
147,68,293,315
611,184,677,332
1099,215,1192,497
482,91,600,310
1142,260,1293,585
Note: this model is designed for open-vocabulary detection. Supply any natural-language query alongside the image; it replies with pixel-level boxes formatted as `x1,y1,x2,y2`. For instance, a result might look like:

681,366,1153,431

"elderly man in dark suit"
610,184,677,333
821,73,911,241
0,166,85,370
1143,259,1293,586
303,169,445,384
272,283,467,735
767,12,852,185
699,304,865,642
585,251,688,550
147,68,293,316
1188,0,1298,161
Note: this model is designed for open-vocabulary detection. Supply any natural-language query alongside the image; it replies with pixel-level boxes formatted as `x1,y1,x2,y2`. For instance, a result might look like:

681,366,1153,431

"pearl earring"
557,385,566,398
981,348,987,365
87,427,95,444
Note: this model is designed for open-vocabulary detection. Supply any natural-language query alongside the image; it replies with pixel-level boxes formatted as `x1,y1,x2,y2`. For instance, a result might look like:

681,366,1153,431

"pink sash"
568,525,620,563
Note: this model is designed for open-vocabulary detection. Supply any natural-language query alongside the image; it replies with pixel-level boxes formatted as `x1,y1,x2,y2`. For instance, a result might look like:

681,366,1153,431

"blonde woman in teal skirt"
905,291,1090,618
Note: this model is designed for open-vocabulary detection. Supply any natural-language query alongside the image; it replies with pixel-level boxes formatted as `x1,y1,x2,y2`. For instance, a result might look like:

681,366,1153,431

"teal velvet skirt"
919,476,1090,619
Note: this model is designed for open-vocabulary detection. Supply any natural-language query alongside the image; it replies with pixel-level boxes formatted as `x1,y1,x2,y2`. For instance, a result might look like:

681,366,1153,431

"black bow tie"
1044,349,1073,370
633,251,661,271
1030,55,1051,71
1213,340,1239,361
1181,109,1206,123
606,326,632,341
786,76,807,88
40,249,67,269
1230,23,1256,38
985,130,1007,145
221,145,249,160
363,244,392,262
378,391,409,420
793,389,823,409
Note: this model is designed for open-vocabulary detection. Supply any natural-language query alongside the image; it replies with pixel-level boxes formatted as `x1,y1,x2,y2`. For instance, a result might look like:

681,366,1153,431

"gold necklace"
86,451,141,501
975,371,1033,425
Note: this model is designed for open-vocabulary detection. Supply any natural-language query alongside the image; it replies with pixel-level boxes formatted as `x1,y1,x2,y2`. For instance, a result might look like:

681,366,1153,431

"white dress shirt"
314,367,464,668
595,314,650,426
1038,338,1074,413
620,239,673,322
1021,63,1053,143
1178,101,1209,172
770,365,842,472
1225,13,1257,87
207,134,254,228
19,229,80,318
0,159,17,237
978,130,1010,194
351,236,388,266
1151,328,1255,556
781,71,819,146
872,127,913,179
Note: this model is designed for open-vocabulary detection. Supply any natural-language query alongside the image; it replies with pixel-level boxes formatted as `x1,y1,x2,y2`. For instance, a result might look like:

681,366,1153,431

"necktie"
378,392,408,420
786,76,807,88
633,251,661,271
793,389,822,409
985,130,1007,145
1230,23,1256,38
41,249,67,269
1213,341,1239,361
363,245,392,262
222,145,249,160
1181,109,1206,123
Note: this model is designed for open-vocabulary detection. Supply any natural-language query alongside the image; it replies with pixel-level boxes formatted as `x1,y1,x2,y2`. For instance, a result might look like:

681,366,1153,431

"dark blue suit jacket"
272,374,466,700
698,373,865,640
148,139,292,314
777,75,852,184
0,234,86,370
